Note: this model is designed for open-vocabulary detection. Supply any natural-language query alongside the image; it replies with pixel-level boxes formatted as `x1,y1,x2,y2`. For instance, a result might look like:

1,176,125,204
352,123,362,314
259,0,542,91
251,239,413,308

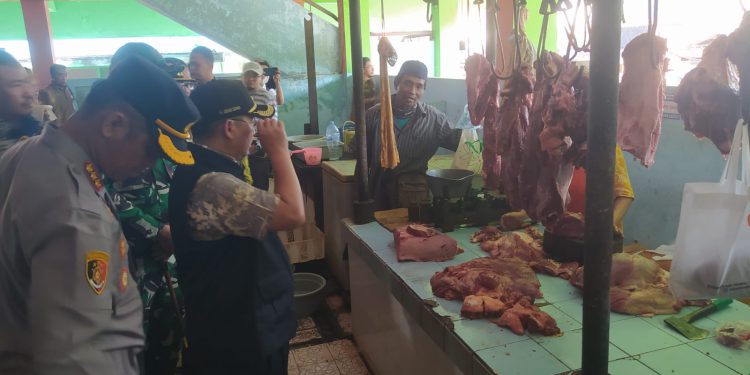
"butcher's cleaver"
664,299,733,340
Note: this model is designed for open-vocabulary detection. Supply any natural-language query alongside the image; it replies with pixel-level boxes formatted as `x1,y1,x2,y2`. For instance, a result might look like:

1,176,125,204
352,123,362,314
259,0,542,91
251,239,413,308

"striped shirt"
365,97,461,209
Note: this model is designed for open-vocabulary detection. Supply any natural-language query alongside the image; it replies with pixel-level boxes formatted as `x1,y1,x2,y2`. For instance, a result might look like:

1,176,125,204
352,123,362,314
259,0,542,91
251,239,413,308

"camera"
264,67,278,90
263,67,278,77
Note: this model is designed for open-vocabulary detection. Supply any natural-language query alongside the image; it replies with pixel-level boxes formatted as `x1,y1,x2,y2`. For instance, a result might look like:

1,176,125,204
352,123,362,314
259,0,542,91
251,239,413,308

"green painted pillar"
339,0,370,73
436,0,458,78
432,2,440,77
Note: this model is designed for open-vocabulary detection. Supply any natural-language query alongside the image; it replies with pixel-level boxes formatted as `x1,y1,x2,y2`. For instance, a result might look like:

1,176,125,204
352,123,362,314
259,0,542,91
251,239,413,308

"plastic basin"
292,140,344,160
293,272,327,318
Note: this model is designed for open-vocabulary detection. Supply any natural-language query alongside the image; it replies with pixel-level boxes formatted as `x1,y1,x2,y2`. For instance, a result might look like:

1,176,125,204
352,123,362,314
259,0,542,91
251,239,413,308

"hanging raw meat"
521,53,587,228
497,66,534,210
465,54,498,125
675,35,740,155
727,11,750,125
570,253,683,315
520,53,563,224
392,224,463,262
465,54,502,190
617,33,668,167
378,37,400,168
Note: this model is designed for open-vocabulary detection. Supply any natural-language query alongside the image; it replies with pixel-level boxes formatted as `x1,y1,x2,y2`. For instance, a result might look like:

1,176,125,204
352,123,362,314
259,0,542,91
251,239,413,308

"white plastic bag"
451,128,483,174
669,121,750,300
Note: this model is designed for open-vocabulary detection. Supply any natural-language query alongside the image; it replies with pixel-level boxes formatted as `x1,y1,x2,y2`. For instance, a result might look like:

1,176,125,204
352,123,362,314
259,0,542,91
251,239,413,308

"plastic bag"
669,121,750,300
716,321,750,350
451,129,483,174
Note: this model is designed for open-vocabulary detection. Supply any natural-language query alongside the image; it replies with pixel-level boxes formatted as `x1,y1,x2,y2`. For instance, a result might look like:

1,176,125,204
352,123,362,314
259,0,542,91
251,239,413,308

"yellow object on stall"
378,37,399,169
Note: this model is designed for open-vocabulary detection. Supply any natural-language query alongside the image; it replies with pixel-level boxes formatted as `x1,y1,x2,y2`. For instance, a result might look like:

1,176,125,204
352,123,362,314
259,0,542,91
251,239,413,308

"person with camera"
256,59,285,106
241,61,276,107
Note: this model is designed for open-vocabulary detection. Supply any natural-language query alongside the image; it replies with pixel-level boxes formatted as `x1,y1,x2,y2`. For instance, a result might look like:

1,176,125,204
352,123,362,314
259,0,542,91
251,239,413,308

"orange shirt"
567,146,635,213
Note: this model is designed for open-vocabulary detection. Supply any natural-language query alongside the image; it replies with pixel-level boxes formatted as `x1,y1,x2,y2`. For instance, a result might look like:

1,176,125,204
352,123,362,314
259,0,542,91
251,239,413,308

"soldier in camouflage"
108,158,184,375
105,44,188,375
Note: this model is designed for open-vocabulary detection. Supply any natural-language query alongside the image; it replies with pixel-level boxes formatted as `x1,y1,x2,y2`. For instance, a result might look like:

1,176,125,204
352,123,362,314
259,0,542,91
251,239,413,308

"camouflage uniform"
108,158,184,375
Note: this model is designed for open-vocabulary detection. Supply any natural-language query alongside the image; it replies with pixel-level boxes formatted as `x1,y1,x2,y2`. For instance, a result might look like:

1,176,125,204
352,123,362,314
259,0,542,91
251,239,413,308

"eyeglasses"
230,118,257,134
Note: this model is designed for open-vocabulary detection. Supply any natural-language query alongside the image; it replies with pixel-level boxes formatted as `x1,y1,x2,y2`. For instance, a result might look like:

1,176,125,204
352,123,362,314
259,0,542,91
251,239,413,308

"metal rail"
581,0,623,374
301,0,338,21
349,0,375,224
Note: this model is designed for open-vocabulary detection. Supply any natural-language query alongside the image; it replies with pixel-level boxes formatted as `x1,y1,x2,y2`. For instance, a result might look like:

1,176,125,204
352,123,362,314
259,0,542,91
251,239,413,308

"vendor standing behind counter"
365,60,461,210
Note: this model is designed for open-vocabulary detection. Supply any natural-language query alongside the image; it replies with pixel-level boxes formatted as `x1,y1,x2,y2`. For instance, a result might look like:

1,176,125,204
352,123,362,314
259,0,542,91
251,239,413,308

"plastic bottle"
325,121,342,160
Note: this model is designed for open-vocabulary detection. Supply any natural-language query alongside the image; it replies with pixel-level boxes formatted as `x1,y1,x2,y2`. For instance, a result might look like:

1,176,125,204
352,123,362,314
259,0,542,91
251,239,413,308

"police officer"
169,80,305,374
0,56,199,374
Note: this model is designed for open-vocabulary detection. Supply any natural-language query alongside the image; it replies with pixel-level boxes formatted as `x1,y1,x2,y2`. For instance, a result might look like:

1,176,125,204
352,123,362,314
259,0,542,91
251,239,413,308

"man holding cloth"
365,60,461,210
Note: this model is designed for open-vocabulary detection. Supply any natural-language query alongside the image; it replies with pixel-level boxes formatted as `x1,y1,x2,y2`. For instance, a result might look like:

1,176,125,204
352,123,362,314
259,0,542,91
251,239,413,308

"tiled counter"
342,220,750,375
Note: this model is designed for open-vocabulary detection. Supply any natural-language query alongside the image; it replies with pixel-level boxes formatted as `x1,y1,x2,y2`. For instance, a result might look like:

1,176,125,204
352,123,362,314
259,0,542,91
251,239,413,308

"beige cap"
242,61,263,76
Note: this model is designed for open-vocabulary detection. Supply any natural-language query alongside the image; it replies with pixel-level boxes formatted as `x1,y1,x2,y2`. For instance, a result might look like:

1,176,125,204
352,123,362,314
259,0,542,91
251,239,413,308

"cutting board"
374,208,409,231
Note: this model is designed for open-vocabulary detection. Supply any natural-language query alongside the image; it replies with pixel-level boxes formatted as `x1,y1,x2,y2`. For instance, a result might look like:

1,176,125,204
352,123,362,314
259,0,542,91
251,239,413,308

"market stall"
337,0,750,372
342,219,750,375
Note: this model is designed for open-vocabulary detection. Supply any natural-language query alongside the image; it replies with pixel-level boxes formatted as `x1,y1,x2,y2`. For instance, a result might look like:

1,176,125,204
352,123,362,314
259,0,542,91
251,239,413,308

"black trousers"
182,343,288,375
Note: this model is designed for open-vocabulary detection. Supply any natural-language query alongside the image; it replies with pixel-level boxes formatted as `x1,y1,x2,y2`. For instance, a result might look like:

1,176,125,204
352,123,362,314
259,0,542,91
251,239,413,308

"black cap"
110,42,165,71
99,56,201,165
189,79,275,131
395,60,429,87
164,57,194,82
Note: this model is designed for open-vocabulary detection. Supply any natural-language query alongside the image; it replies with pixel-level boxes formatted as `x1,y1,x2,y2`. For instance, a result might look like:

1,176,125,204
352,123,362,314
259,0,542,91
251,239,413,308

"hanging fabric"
378,37,400,169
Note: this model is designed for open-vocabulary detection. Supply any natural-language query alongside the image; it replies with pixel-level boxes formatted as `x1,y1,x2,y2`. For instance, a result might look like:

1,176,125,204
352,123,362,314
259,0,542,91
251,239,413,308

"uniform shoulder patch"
118,267,129,293
84,161,103,192
119,235,128,259
85,251,109,295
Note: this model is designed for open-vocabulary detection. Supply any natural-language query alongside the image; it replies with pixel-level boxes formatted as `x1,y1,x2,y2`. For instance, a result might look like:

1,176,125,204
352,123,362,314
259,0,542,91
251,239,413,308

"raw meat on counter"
497,66,534,209
430,257,542,301
431,257,560,335
530,259,580,280
570,253,683,315
545,211,585,239
675,35,741,155
461,295,505,319
495,297,561,336
393,224,462,262
471,226,580,279
473,230,545,263
728,11,750,125
617,33,668,167
461,295,561,336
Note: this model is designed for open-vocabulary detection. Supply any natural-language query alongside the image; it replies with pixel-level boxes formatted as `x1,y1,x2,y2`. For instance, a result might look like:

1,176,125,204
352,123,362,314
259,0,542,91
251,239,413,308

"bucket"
293,272,327,318
290,147,322,166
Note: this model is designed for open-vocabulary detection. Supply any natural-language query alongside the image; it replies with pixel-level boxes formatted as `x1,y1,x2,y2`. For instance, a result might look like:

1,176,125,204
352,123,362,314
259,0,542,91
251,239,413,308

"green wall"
0,0,195,41
0,2,25,40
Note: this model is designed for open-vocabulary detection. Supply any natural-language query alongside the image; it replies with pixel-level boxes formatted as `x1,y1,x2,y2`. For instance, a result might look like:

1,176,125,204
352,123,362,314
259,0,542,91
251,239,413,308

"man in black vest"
168,79,305,374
